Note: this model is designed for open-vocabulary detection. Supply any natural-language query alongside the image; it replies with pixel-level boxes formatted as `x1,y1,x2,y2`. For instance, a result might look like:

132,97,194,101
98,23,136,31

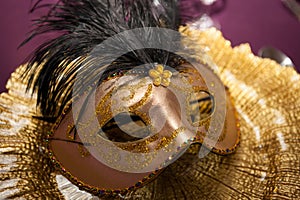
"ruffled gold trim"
0,66,64,198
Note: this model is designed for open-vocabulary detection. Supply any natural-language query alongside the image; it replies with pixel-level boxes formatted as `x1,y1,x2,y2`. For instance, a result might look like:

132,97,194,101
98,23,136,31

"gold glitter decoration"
149,65,172,87
95,84,152,126
0,27,300,199
128,83,153,112
116,127,186,154
77,145,90,157
66,125,75,140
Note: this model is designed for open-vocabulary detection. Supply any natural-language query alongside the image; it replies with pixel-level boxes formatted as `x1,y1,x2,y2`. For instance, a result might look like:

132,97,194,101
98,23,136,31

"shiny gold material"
0,27,300,199
0,66,63,199
149,65,173,87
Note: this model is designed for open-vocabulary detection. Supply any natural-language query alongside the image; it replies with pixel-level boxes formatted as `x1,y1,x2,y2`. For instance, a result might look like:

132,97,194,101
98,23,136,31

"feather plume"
23,0,183,117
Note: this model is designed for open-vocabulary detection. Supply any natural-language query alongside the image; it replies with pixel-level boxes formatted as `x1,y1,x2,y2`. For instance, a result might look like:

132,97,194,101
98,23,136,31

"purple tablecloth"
1,0,300,93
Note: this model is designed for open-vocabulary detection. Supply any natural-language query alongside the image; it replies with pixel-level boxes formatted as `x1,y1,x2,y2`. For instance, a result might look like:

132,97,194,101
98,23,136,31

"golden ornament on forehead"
149,64,173,87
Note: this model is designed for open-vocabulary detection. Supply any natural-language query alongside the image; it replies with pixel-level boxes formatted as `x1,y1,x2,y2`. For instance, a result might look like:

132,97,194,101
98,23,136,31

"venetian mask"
1,1,300,199
48,60,240,196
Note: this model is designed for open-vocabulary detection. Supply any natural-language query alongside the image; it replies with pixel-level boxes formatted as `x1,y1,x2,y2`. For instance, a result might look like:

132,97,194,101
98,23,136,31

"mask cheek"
210,92,240,154
191,90,240,155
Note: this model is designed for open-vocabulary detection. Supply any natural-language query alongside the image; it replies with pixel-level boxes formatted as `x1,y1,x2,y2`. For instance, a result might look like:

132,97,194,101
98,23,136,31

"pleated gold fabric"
0,27,299,199
0,66,63,199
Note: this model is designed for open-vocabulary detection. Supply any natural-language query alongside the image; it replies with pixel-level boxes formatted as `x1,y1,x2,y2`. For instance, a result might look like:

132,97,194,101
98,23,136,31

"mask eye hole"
100,112,151,143
188,91,214,125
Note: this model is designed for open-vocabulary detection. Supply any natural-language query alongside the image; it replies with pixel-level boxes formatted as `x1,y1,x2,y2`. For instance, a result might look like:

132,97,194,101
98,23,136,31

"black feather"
23,0,185,117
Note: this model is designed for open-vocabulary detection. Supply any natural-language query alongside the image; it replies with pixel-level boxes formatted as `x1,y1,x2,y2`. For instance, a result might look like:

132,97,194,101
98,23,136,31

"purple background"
1,0,300,93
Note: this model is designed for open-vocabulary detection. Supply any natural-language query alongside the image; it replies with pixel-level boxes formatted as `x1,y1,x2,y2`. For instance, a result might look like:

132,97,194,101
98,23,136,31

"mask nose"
141,85,185,135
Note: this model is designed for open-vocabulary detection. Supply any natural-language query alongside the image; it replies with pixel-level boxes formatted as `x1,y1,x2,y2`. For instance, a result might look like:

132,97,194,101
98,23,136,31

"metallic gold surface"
0,27,299,199
0,66,63,199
